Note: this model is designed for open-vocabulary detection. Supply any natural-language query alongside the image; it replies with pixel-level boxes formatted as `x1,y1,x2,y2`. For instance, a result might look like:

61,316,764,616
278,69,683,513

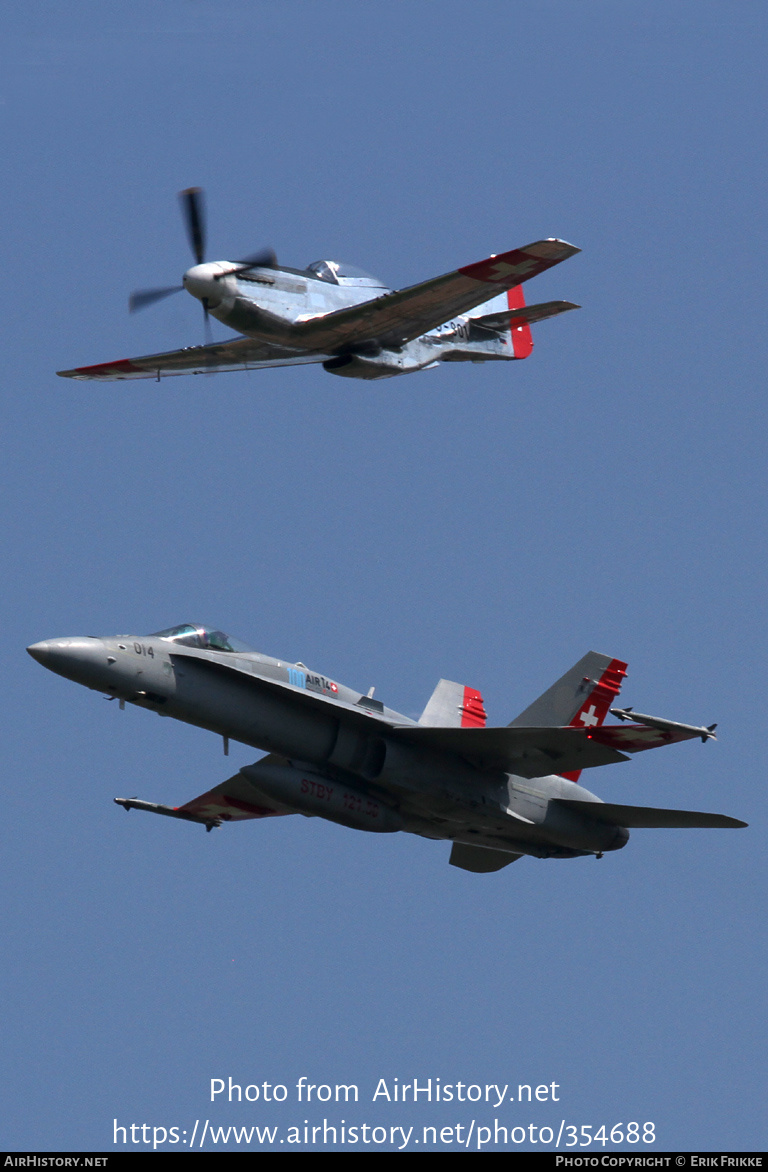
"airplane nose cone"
182,262,225,306
27,637,108,684
27,640,52,664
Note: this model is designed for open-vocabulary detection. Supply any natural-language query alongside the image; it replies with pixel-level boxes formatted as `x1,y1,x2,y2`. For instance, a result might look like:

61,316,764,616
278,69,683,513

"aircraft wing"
392,725,631,777
394,707,717,777
294,239,580,352
58,337,329,381
392,715,719,777
588,723,714,752
114,755,293,830
177,762,293,824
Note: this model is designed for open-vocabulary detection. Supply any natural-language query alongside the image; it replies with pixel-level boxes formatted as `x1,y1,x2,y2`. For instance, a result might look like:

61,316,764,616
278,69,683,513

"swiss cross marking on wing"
579,704,599,728
485,258,539,281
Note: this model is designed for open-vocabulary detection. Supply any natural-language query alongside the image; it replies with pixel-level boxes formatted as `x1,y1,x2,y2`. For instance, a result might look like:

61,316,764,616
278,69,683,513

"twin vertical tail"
419,679,487,728
508,652,628,781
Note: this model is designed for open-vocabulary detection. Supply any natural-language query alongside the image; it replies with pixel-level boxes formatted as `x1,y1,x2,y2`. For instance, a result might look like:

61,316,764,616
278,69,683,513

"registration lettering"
301,778,333,801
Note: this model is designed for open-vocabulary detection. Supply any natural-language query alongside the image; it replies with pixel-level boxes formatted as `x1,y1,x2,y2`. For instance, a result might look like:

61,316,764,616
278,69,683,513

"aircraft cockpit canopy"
150,624,256,653
306,260,388,288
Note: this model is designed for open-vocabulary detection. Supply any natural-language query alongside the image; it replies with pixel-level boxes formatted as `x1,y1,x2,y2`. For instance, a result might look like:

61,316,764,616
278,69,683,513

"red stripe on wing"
72,359,145,379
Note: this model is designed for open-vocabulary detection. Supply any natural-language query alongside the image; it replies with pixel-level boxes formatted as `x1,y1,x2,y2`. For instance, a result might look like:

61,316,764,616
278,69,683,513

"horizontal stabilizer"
471,300,580,332
555,799,746,829
449,842,523,872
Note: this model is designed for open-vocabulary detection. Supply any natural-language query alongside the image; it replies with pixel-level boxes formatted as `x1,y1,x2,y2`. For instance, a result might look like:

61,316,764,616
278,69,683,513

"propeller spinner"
129,188,277,342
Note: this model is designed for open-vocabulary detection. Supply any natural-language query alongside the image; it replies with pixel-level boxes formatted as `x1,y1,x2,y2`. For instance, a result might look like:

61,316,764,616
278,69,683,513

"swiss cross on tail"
506,651,628,782
563,659,628,781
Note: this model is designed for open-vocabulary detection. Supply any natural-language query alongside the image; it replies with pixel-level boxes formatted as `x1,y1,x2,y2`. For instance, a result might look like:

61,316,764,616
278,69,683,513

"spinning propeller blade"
179,186,206,266
129,285,183,314
127,188,276,331
232,248,278,272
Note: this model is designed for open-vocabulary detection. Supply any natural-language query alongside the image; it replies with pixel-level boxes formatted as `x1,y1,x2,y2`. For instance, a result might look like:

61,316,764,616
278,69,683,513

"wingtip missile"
114,796,220,830
610,708,717,742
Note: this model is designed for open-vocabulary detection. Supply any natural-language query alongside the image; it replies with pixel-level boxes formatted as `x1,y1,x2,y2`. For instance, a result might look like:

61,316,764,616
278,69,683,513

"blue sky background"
2,0,765,1152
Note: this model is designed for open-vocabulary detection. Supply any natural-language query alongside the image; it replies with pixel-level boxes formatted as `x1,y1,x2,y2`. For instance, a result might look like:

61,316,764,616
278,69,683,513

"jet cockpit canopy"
149,624,255,653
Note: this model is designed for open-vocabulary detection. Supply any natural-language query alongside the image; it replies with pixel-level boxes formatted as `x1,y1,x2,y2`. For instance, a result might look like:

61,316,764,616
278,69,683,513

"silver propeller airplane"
58,188,580,383
28,626,745,871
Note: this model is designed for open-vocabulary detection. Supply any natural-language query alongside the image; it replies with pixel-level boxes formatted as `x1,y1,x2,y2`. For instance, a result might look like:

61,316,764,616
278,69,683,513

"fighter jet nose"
26,637,108,683
27,640,51,664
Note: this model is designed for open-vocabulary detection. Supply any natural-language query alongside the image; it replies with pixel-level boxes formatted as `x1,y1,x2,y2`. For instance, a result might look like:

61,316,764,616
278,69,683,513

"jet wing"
394,712,716,778
114,755,292,830
294,239,580,353
392,725,630,777
177,762,292,824
58,337,329,381
588,724,715,753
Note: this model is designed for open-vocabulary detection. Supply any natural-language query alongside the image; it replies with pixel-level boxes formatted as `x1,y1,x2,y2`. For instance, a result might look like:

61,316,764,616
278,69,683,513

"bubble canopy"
305,259,387,287
149,624,256,653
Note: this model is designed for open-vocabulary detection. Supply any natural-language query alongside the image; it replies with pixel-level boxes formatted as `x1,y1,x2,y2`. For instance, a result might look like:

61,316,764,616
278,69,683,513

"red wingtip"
59,359,144,380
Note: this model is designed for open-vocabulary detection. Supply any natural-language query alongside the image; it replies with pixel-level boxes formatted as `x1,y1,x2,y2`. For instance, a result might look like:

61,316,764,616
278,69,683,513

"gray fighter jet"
27,626,745,872
58,187,580,383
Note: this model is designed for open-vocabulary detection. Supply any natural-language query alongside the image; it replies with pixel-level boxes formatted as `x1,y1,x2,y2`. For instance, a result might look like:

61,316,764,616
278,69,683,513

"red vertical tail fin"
507,284,533,358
